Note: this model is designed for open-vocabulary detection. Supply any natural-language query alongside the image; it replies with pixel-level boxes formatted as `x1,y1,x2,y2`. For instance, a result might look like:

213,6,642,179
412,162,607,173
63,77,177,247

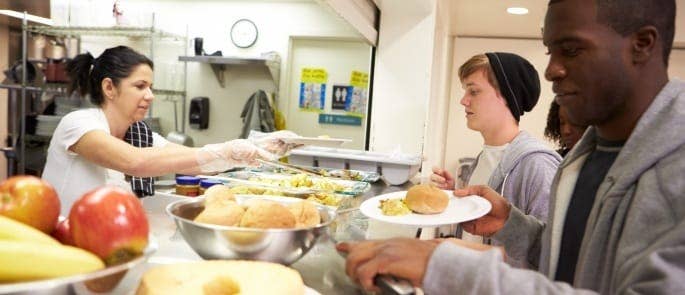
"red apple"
52,217,74,245
0,175,60,233
69,186,149,265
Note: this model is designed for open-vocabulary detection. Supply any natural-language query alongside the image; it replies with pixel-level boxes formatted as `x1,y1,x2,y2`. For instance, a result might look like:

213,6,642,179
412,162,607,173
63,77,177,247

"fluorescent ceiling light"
0,10,54,25
507,7,529,15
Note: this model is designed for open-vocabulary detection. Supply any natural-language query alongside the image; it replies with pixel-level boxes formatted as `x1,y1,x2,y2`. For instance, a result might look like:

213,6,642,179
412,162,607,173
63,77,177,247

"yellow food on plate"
135,260,305,295
379,198,411,216
405,184,449,214
288,201,321,228
239,200,296,229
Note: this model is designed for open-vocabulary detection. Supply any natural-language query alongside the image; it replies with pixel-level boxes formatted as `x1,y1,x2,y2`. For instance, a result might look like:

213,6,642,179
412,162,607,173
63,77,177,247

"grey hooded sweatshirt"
422,79,685,294
465,131,561,267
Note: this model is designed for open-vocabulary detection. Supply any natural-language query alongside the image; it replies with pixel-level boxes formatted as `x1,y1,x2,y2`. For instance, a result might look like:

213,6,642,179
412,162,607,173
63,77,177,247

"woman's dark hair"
544,100,562,145
67,46,153,106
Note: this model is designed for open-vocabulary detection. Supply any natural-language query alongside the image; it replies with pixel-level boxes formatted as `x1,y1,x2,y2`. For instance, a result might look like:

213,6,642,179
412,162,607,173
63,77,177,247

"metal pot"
44,40,66,60
27,34,47,60
62,37,80,59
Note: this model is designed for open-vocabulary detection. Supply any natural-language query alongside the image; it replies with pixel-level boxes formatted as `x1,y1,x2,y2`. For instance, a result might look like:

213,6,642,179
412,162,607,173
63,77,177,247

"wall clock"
230,19,258,48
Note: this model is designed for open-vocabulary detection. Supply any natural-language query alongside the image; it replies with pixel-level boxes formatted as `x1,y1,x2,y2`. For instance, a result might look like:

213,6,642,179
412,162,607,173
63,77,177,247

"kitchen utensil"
44,40,66,60
280,136,351,148
63,37,80,58
45,59,68,83
360,190,491,227
0,238,157,295
27,34,47,60
166,195,336,265
256,158,321,177
5,60,37,83
196,174,318,195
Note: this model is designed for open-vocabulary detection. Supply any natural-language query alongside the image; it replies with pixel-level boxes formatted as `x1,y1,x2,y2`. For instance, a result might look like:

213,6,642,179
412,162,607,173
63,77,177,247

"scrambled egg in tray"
228,185,343,207
247,173,347,192
379,198,411,216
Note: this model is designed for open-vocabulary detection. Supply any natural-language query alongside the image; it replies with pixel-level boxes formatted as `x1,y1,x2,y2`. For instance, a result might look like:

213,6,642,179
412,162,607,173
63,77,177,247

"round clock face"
230,19,258,48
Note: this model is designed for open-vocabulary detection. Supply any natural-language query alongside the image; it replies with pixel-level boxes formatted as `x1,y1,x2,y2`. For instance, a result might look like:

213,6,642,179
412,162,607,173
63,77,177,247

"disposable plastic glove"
247,130,303,157
196,139,276,173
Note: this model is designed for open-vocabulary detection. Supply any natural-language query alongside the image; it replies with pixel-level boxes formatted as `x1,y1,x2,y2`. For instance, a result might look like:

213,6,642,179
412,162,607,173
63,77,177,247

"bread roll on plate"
404,184,449,214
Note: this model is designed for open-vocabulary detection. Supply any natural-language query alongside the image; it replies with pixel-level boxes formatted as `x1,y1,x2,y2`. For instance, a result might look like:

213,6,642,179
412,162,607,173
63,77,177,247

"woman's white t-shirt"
42,108,168,216
462,143,508,243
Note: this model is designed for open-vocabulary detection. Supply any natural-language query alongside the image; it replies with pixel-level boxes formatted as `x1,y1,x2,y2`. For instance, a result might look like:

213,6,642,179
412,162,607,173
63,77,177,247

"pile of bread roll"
194,185,321,229
404,184,449,214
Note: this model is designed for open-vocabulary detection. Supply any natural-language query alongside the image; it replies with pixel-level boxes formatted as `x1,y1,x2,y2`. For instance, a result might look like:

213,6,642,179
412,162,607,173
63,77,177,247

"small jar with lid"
199,179,222,195
175,176,201,197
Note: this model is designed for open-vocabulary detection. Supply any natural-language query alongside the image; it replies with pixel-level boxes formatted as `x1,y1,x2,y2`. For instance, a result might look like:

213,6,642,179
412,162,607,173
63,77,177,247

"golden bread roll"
135,260,305,295
204,185,236,207
194,202,245,227
288,201,321,228
240,200,296,229
404,184,449,214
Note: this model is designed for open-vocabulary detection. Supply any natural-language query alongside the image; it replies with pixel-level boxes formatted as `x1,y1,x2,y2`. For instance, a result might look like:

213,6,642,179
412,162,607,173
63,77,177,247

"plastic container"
175,176,201,197
288,147,422,185
199,179,222,195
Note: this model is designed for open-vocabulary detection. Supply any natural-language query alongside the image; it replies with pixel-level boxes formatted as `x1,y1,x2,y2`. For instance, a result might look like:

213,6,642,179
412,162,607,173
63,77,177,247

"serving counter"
118,181,414,295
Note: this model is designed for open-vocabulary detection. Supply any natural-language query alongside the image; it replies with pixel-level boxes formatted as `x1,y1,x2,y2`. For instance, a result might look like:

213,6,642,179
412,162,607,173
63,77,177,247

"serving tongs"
256,159,324,177
196,174,318,195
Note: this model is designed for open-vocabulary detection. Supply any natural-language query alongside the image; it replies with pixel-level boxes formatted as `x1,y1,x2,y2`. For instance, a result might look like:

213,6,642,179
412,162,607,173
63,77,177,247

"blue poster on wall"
299,68,327,112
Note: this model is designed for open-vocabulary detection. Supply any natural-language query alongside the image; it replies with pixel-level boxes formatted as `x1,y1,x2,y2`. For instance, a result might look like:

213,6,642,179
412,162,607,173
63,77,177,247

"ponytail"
66,52,95,98
65,46,153,106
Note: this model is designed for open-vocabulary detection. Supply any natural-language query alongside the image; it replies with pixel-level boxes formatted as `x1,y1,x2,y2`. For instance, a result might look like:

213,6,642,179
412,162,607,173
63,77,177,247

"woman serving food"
42,46,296,215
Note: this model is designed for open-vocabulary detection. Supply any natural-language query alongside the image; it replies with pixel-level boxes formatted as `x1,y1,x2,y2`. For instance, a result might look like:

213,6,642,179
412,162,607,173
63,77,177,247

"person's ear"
631,25,659,64
101,78,116,101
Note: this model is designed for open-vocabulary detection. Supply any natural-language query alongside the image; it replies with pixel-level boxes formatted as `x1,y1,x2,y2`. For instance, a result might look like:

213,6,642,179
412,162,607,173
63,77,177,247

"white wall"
53,0,367,146
369,0,437,156
443,37,555,176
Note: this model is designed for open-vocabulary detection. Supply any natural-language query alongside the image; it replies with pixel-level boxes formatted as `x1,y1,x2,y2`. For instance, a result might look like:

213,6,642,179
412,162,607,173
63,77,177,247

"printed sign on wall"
346,71,369,117
332,85,350,111
299,68,327,112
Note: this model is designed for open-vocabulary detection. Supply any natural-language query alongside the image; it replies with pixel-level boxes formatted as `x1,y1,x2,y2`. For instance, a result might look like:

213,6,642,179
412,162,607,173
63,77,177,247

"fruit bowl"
166,195,336,265
0,238,157,295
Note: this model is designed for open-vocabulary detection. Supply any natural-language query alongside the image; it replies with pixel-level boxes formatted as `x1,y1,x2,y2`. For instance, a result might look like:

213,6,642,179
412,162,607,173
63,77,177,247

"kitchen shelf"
0,83,183,97
26,25,184,40
179,52,281,88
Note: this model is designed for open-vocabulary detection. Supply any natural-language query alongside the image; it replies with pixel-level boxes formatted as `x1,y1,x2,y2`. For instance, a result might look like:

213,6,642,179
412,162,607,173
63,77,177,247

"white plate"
282,137,351,147
359,190,491,227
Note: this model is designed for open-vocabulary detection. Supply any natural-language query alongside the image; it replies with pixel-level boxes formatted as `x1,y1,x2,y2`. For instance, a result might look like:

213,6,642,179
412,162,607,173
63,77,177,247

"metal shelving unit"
3,12,188,176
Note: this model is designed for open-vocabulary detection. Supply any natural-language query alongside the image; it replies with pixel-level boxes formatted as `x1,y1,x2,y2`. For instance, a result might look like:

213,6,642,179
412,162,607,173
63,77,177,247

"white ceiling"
449,0,685,45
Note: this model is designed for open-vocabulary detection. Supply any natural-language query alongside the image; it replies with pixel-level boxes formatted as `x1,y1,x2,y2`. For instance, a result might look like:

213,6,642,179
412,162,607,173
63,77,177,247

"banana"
0,215,59,245
0,240,105,281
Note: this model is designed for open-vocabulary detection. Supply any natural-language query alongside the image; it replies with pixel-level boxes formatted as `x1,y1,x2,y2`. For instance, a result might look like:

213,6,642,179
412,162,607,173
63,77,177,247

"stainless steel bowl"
166,196,336,265
0,238,157,295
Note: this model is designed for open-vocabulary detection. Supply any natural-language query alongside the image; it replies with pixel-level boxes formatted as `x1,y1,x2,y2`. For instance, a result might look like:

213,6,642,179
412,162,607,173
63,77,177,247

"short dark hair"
544,100,562,145
595,0,676,66
67,46,153,106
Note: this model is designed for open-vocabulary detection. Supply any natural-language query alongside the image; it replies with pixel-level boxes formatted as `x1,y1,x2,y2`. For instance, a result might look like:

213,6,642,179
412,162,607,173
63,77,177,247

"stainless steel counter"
127,182,414,295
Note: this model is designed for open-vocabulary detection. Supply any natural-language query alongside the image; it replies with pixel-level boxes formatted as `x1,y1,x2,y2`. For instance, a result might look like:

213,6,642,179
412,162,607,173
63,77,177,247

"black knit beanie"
485,52,540,121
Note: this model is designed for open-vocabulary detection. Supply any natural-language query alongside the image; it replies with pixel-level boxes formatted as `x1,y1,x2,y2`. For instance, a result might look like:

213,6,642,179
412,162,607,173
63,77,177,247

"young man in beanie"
431,52,561,267
339,0,685,293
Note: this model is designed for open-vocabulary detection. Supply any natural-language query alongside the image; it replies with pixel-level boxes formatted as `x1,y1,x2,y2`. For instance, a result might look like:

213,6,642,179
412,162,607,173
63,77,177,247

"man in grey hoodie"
339,0,685,293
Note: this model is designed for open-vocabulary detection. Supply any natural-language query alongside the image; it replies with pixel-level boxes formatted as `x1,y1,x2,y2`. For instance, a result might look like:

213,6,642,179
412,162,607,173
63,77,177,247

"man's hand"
454,185,512,236
336,238,437,292
430,167,455,190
